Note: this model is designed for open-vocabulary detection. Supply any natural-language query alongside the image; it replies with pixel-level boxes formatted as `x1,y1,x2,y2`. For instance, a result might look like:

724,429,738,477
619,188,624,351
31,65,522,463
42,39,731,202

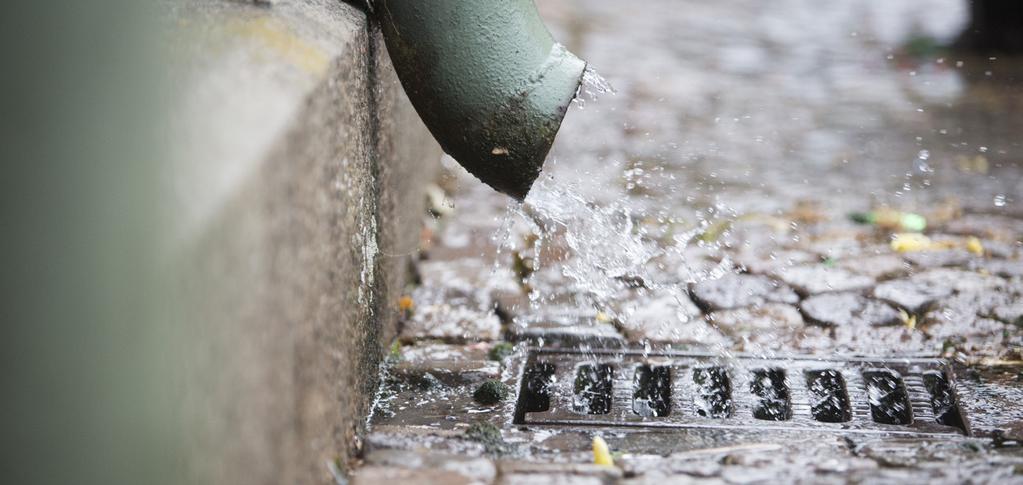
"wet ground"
354,0,1023,483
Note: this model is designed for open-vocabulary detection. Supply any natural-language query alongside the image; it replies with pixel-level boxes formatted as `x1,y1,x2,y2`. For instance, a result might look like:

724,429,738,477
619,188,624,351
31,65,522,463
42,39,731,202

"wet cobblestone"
360,0,1023,481
360,449,497,484
690,274,799,312
800,292,902,327
873,278,954,313
706,303,805,351
399,286,502,343
837,253,909,279
773,265,875,296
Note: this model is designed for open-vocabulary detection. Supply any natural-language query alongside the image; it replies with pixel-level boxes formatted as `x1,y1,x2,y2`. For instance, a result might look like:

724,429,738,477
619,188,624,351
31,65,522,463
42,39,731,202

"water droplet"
915,150,933,174
993,194,1006,207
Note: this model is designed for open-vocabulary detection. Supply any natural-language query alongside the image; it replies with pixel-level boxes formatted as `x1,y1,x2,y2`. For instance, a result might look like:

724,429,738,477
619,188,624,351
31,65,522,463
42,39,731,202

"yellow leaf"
398,295,414,311
596,311,610,323
899,309,916,330
966,236,984,256
593,436,614,466
890,233,932,253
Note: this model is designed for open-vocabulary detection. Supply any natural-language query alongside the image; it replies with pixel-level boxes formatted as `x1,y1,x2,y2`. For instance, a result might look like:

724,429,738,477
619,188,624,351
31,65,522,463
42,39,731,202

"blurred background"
1,1,183,484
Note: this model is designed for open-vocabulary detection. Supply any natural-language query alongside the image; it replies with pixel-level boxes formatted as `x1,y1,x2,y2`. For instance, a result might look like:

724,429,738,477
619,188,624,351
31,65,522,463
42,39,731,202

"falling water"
498,69,741,358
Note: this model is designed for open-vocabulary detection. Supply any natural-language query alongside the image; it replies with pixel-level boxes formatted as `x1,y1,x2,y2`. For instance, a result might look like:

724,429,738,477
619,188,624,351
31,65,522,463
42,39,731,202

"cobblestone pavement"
356,0,1023,483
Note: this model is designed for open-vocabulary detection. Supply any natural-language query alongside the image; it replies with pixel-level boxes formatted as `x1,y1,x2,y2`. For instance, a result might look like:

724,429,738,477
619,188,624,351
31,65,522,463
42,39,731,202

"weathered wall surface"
163,1,440,483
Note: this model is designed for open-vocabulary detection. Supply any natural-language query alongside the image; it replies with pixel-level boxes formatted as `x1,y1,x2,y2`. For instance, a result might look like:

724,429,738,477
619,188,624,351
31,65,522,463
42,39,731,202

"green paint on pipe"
377,0,586,200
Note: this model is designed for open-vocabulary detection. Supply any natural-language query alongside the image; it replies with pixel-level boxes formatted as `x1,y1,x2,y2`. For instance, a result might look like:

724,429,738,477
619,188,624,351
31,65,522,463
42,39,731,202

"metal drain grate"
513,348,969,436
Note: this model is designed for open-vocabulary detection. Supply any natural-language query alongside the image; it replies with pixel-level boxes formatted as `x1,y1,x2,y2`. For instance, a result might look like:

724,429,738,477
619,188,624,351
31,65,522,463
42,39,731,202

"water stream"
499,69,746,360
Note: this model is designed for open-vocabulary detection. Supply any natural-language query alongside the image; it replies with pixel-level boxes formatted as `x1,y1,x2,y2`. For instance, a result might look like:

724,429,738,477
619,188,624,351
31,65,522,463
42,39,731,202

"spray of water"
495,68,748,361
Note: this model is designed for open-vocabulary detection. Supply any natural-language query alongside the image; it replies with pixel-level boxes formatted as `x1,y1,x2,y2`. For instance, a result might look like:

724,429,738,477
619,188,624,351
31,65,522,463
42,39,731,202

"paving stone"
401,287,502,343
980,259,1023,279
872,279,953,314
498,462,622,485
800,293,901,327
392,343,501,386
621,472,727,484
799,323,928,356
706,303,804,331
705,303,804,351
773,265,874,296
615,290,725,344
418,258,525,311
619,318,729,345
623,243,727,284
923,317,1007,344
903,249,977,269
837,253,908,280
798,235,868,260
717,217,793,252
351,466,480,485
690,273,798,312
734,248,818,274
993,301,1023,326
909,268,1007,295
365,425,489,456
978,240,1021,259
363,449,497,484
923,291,1017,328
500,473,607,485
944,214,1023,242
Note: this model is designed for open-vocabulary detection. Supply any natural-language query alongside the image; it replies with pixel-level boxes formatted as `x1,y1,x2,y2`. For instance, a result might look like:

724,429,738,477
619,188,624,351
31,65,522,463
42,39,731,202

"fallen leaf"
593,436,614,466
398,295,414,311
891,233,932,253
966,236,984,256
898,308,917,330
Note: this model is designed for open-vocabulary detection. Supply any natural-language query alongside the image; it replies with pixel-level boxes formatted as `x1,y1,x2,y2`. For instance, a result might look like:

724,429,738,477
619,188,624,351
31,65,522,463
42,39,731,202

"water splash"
495,67,749,359
573,66,618,109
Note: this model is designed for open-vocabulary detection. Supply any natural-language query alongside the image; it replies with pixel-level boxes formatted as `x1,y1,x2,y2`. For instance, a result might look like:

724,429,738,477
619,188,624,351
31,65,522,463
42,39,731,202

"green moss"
488,342,515,361
697,220,732,243
387,340,402,362
464,422,510,455
473,379,510,405
849,212,875,224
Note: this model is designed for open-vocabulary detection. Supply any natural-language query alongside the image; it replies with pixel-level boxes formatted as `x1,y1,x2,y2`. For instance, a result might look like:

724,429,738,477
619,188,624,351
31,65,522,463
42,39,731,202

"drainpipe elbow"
377,0,586,200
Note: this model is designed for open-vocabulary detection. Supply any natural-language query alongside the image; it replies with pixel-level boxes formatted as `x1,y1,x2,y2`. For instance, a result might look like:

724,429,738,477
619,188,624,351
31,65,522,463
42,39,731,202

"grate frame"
513,347,968,436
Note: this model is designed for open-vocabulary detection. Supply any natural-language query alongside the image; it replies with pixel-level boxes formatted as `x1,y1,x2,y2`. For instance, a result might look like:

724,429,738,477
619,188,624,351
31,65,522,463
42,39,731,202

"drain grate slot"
520,362,555,413
574,363,614,414
693,366,732,418
863,369,912,425
806,370,851,423
922,370,965,430
751,368,791,421
515,348,970,436
633,365,671,417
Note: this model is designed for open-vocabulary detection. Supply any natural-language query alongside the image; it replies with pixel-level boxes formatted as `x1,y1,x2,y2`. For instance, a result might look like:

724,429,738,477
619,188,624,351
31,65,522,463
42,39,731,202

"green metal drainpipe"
376,0,587,200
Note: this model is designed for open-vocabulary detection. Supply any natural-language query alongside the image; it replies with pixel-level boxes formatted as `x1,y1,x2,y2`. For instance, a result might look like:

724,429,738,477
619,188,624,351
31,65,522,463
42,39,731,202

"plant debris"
473,379,509,405
592,436,614,466
465,422,511,455
851,209,926,232
487,342,515,361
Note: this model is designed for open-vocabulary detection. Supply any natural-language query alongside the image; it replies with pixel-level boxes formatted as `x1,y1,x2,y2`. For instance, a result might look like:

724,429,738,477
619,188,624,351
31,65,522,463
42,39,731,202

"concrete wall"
164,1,440,483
